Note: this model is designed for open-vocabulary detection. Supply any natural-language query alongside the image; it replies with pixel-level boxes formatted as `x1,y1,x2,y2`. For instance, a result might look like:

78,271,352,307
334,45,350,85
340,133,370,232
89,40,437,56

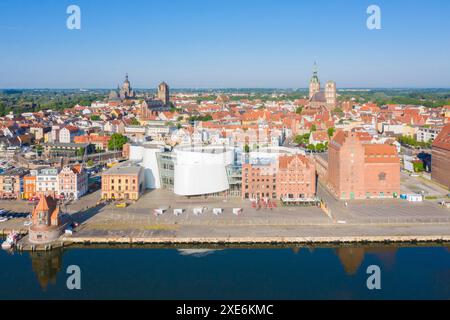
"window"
378,172,386,181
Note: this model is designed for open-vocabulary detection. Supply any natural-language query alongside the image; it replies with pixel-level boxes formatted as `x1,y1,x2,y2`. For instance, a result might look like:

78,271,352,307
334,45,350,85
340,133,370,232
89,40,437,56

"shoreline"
9,233,450,252
63,235,450,245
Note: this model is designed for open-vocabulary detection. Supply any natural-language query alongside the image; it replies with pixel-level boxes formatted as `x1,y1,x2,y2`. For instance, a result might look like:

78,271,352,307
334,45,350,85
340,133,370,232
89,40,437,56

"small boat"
1,232,21,250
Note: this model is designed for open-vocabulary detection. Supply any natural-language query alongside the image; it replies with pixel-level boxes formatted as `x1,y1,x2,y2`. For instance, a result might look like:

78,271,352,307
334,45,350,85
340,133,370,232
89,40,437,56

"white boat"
1,232,20,250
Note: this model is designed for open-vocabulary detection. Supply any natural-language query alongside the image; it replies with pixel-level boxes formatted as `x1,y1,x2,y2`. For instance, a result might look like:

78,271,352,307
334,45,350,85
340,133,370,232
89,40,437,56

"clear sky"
0,0,449,89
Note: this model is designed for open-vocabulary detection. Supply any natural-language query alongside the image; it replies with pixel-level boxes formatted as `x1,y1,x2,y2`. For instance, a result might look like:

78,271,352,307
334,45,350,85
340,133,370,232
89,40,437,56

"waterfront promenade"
2,187,450,249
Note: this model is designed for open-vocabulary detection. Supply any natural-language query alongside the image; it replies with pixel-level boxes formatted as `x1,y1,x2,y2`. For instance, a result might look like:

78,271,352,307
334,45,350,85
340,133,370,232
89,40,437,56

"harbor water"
1,245,449,299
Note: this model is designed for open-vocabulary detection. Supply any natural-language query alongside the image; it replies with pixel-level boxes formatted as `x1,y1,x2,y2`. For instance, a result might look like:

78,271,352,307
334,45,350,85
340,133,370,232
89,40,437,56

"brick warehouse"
242,154,316,200
432,123,450,189
327,131,400,200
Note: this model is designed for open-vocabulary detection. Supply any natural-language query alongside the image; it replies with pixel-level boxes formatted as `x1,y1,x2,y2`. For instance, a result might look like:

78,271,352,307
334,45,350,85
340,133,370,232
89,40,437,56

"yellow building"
101,162,145,201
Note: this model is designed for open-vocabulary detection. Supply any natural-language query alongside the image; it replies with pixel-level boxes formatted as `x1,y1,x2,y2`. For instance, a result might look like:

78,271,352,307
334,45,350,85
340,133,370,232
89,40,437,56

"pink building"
242,162,278,200
58,165,88,200
242,154,316,200
276,155,316,200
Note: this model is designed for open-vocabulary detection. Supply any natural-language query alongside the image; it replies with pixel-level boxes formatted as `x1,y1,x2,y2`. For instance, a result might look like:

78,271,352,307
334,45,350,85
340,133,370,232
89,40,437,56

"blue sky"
0,0,449,88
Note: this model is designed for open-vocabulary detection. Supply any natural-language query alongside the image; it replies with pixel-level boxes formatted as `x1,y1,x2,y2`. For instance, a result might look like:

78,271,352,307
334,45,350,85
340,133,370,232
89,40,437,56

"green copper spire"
311,62,319,84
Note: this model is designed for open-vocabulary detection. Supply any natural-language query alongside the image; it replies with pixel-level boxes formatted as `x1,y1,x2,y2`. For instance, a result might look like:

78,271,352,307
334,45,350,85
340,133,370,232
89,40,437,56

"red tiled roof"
278,154,309,169
432,123,450,151
364,144,399,163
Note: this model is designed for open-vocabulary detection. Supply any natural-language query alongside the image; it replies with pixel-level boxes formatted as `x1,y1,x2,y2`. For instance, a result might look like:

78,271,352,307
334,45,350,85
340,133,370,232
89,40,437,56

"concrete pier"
61,235,450,246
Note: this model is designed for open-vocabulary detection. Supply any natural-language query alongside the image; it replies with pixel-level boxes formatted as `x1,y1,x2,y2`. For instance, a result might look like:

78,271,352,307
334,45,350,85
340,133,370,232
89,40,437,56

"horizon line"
2,87,450,91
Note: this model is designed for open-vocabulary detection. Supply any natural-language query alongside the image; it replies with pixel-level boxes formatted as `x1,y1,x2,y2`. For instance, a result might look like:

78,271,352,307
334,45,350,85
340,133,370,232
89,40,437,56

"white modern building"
127,143,305,198
173,145,236,197
129,142,165,189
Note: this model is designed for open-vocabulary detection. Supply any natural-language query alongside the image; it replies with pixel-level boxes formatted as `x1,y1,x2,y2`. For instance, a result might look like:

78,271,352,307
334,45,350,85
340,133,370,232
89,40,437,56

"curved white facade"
174,146,235,196
129,143,165,189
129,145,145,162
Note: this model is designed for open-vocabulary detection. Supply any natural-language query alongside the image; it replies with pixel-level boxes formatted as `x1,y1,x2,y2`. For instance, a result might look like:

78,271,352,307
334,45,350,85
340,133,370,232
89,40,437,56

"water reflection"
335,247,399,275
335,247,366,275
177,249,221,257
23,245,447,292
29,248,64,290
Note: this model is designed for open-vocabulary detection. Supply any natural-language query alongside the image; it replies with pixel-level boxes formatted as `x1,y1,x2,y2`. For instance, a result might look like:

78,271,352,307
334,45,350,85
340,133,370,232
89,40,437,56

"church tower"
157,82,170,107
309,63,321,99
119,73,135,100
325,80,337,109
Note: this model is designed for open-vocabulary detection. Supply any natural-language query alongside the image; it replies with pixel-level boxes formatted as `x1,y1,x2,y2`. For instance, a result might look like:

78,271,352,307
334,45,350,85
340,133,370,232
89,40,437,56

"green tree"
327,127,335,138
315,143,327,153
90,115,101,121
244,144,250,153
0,101,6,116
311,124,317,132
295,106,304,114
130,118,140,126
307,144,316,152
413,162,425,172
77,147,85,157
294,133,310,145
35,144,44,156
108,133,128,151
86,159,94,167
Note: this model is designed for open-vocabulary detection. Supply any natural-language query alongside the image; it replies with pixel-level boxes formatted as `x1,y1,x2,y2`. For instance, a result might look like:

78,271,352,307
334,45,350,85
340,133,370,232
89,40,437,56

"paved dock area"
2,188,450,245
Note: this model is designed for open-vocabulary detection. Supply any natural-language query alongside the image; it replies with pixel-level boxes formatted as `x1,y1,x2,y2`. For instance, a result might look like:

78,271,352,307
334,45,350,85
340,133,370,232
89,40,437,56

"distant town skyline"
1,0,450,88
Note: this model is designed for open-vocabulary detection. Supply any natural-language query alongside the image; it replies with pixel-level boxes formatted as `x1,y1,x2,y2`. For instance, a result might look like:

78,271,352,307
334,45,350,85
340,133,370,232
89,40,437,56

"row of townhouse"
0,168,29,199
22,166,88,200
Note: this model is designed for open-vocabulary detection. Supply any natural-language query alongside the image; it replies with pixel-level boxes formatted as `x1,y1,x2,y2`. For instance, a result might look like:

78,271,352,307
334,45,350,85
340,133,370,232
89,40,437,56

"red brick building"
242,162,277,200
242,154,316,200
432,124,450,189
328,131,400,200
277,155,316,199
29,195,63,244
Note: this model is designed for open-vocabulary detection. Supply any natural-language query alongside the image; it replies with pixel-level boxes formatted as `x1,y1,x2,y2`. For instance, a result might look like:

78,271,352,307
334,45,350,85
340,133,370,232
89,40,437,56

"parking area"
400,172,449,198
81,189,330,231
0,209,30,231
341,200,450,222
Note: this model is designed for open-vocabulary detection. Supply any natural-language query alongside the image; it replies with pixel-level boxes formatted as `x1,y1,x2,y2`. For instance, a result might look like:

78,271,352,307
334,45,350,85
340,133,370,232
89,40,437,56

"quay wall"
61,235,450,246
